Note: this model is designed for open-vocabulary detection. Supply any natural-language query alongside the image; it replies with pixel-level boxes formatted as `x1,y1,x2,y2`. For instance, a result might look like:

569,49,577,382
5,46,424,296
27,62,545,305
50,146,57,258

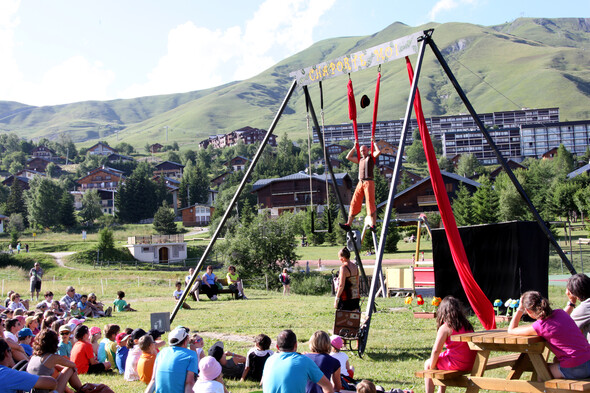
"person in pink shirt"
423,296,476,393
509,290,590,379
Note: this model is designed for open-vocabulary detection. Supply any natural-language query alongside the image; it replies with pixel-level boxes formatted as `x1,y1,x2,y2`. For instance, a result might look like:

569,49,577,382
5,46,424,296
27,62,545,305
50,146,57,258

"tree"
179,161,209,208
456,154,482,178
471,177,499,224
6,213,25,233
116,162,163,223
494,171,528,222
25,177,63,229
406,140,426,165
153,202,178,234
79,190,103,225
57,188,77,229
5,181,26,222
553,144,574,179
97,227,116,259
438,156,455,173
452,184,474,226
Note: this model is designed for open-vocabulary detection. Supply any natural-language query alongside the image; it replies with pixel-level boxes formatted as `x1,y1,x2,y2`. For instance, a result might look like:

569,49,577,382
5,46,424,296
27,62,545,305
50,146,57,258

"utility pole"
165,126,169,142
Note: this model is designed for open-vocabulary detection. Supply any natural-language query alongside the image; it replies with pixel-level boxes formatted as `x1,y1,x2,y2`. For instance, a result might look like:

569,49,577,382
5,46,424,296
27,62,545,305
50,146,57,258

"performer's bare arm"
346,144,359,164
372,139,381,158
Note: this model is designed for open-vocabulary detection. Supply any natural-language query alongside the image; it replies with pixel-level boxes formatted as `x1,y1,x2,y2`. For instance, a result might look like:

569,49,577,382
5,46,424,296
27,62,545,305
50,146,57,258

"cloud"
428,0,479,21
119,0,336,99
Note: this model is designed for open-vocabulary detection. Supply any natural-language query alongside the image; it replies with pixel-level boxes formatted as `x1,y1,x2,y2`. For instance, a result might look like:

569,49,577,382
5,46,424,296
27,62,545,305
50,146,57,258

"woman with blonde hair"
304,330,342,393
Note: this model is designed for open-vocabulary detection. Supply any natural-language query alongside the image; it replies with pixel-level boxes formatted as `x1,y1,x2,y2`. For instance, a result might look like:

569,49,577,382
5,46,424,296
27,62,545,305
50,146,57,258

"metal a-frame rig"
171,29,575,356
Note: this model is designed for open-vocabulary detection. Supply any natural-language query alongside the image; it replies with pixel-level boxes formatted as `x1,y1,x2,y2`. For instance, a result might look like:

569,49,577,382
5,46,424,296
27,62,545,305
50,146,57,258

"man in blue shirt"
0,338,56,393
146,326,199,393
263,330,333,393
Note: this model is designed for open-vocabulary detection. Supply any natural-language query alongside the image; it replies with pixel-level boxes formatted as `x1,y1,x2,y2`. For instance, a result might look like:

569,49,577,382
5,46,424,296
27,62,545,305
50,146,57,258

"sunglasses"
195,338,203,343
60,332,70,335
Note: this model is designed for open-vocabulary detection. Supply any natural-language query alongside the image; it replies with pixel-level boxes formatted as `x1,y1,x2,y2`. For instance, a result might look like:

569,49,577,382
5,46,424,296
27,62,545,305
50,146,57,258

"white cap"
168,327,189,346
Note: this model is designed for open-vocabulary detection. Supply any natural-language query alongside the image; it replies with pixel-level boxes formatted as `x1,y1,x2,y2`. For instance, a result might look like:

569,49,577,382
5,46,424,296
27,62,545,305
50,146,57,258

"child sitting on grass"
137,334,157,384
69,303,85,319
240,333,273,382
330,335,355,389
57,325,72,358
423,296,476,393
18,328,35,357
173,281,191,309
113,291,136,312
115,330,131,374
194,356,229,393
77,294,93,317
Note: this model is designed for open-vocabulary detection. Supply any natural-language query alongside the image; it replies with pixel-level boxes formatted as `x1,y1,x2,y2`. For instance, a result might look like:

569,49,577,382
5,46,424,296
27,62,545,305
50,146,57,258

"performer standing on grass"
334,247,360,311
339,140,381,232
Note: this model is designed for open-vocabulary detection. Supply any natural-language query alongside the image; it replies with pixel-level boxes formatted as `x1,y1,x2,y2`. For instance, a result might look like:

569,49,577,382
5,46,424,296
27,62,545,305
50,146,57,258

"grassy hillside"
0,18,589,150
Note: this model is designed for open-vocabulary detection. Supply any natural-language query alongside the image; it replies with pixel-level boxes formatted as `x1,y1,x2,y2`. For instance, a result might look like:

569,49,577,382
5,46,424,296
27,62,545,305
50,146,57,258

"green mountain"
0,17,589,150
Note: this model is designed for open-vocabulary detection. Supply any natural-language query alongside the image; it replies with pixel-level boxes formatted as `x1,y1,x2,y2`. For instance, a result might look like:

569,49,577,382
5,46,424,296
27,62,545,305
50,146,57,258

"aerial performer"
339,140,381,232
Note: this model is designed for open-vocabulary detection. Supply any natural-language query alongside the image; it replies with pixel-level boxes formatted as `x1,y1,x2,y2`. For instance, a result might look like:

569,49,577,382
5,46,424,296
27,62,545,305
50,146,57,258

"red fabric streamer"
405,56,496,330
347,79,361,159
370,72,381,157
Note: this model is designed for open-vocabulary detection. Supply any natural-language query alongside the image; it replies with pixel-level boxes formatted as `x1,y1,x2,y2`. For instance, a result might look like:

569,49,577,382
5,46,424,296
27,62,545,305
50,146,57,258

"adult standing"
564,273,590,342
201,265,220,301
0,338,57,393
262,329,333,393
145,326,199,393
334,247,360,311
29,263,44,301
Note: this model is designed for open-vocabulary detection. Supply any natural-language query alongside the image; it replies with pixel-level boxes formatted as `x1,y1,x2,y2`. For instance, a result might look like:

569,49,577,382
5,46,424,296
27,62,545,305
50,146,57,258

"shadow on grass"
363,346,431,363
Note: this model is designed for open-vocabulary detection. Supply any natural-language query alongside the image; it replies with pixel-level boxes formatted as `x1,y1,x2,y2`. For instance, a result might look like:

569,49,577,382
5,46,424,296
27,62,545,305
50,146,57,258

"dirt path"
47,252,77,268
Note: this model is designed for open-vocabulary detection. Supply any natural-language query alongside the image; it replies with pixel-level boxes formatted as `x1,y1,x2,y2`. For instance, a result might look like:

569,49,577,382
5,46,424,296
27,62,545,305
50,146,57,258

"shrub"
290,272,332,296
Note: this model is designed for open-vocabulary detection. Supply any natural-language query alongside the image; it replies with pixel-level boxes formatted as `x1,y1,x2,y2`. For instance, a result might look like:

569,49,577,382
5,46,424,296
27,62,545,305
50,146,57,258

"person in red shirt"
70,325,111,374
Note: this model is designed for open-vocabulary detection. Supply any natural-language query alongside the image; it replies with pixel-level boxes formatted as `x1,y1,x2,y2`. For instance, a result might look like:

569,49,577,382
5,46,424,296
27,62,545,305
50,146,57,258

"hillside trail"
48,252,77,269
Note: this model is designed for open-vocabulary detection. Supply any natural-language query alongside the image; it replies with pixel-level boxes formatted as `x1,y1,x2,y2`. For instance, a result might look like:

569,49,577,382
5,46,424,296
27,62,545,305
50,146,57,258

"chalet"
87,142,117,156
26,157,58,173
326,144,348,156
311,157,341,169
31,146,56,161
252,172,352,218
126,234,187,264
224,156,250,172
375,140,397,156
208,189,218,206
2,176,30,190
567,163,590,180
378,167,422,187
211,172,230,188
76,167,124,191
107,153,134,162
150,143,163,154
450,154,462,167
153,161,184,178
0,214,7,233
377,153,396,168
489,160,527,181
14,169,46,180
179,204,215,227
542,147,559,160
383,171,480,221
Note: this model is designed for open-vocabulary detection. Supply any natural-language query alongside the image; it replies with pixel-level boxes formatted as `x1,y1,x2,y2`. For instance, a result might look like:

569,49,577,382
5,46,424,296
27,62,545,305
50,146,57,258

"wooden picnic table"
450,329,552,393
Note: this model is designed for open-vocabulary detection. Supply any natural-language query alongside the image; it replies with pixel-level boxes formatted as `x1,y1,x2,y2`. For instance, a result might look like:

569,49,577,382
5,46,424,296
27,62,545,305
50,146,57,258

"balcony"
417,195,437,206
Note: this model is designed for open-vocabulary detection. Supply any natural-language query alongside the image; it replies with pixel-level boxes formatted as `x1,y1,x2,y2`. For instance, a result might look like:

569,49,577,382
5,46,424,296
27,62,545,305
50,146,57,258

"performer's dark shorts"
338,298,360,311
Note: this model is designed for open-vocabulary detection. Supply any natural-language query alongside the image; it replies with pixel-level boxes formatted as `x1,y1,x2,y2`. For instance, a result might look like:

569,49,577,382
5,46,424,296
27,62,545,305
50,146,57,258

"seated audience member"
189,333,206,361
305,331,342,393
41,315,58,331
77,295,93,318
145,326,199,393
18,328,35,357
124,328,146,381
330,335,355,389
148,328,166,351
8,293,28,311
4,318,29,362
208,341,246,380
69,303,85,319
227,265,248,299
356,380,377,393
262,329,333,393
25,315,40,336
57,325,73,358
115,331,131,374
185,268,202,301
0,338,57,393
137,334,157,384
98,324,120,367
90,326,102,357
240,333,273,382
564,273,590,342
201,265,220,301
173,281,191,309
27,329,83,393
51,300,65,318
88,293,111,317
113,290,136,312
4,291,14,308
194,356,229,393
60,286,81,311
41,291,55,309
71,324,111,374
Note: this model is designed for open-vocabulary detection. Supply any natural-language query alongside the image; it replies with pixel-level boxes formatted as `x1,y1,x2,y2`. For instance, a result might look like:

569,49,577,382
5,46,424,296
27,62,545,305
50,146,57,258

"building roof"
567,163,590,179
76,166,125,182
377,170,481,209
252,171,350,192
0,214,8,220
154,161,185,169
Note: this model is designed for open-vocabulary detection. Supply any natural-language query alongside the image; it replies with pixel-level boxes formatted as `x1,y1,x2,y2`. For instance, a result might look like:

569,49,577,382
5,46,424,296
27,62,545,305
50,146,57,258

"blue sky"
0,0,588,106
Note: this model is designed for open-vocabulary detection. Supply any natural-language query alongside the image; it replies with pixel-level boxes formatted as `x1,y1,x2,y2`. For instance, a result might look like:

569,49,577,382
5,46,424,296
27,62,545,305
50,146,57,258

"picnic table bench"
577,238,590,245
415,329,590,393
187,277,240,300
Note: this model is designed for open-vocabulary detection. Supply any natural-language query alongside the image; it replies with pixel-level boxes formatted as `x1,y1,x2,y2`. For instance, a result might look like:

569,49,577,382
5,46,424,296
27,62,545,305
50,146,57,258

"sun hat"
208,341,224,361
90,326,101,335
18,328,34,338
168,327,189,346
115,332,129,345
69,318,83,327
199,356,222,381
330,335,343,350
59,325,71,333
131,328,147,341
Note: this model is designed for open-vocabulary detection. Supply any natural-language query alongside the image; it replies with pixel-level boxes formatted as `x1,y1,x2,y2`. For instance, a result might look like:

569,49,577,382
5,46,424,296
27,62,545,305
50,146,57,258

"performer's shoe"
370,225,377,233
339,223,351,232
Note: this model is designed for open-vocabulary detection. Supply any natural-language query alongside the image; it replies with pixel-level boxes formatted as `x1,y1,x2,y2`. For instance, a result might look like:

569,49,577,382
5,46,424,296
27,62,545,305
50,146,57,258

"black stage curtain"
432,221,548,307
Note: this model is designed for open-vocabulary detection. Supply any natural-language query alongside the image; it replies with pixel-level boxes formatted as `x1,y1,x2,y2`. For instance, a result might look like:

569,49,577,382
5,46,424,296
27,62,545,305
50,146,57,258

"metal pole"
427,38,576,275
170,79,298,323
359,31,429,356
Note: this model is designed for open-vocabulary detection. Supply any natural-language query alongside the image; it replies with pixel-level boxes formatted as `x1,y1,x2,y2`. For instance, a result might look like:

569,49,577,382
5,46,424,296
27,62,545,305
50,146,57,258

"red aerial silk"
370,72,381,157
405,57,496,330
347,79,361,159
